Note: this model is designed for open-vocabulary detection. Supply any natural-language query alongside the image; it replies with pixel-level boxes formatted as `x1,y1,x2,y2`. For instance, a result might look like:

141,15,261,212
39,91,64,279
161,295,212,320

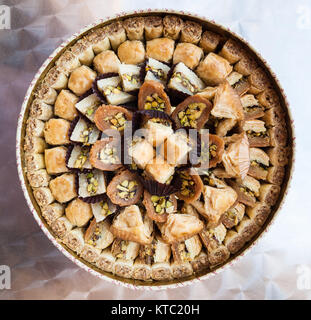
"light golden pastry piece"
107,21,127,51
29,99,53,121
93,50,121,74
240,94,264,120
45,146,69,175
197,86,218,100
234,50,258,76
111,238,140,261
44,118,70,145
27,169,50,188
75,93,101,122
132,258,152,281
226,71,251,96
219,39,243,64
63,228,85,254
33,187,55,208
123,17,145,40
151,262,173,281
196,53,233,86
77,169,106,199
65,198,93,227
96,249,116,273
212,81,244,121
236,216,261,242
266,165,285,185
50,216,73,240
171,260,193,279
55,49,80,76
110,205,153,245
113,259,134,279
208,246,230,267
224,230,245,254
24,136,47,154
128,138,155,169
43,66,68,90
246,202,271,227
91,198,117,223
173,43,203,69
243,119,270,147
268,124,288,147
117,40,145,64
54,89,79,121
200,30,224,53
80,244,102,264
144,120,174,147
67,145,92,171
34,83,57,105
266,146,289,167
248,67,271,95
25,153,45,172
248,147,270,180
171,235,202,264
84,219,114,249
201,185,238,228
69,117,100,145
49,173,77,203
256,88,280,109
144,57,170,85
144,16,163,40
119,64,142,92
159,213,204,244
215,118,237,137
68,65,97,96
229,175,260,207
146,38,175,63
180,20,202,44
145,155,175,184
222,132,250,179
222,202,245,229
70,38,95,66
259,184,280,206
163,15,183,40
41,202,64,225
86,27,111,54
189,251,209,273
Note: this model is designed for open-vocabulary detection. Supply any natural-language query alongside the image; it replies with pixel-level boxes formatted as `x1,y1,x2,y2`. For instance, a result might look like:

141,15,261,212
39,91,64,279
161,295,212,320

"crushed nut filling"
115,240,128,259
150,195,174,215
122,73,139,85
104,112,127,131
141,241,156,264
87,224,101,246
103,85,122,96
251,160,268,170
244,105,264,113
117,179,138,200
179,172,195,197
239,186,259,198
144,93,166,111
80,126,94,145
99,200,112,217
178,243,191,262
172,72,199,93
74,147,89,169
246,130,269,138
86,172,98,195
146,65,166,81
98,146,119,164
178,103,206,128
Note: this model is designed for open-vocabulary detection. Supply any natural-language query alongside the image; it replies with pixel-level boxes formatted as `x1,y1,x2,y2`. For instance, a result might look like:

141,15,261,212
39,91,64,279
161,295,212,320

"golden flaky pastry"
212,81,244,121
222,133,250,179
110,205,153,245
159,214,203,244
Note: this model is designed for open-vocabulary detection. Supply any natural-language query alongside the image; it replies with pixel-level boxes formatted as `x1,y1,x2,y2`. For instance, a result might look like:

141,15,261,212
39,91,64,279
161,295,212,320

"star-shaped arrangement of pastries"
25,15,289,282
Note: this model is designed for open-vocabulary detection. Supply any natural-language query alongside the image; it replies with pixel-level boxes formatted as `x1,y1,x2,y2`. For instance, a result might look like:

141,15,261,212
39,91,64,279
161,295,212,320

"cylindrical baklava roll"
27,169,50,188
63,227,85,254
163,15,183,40
43,66,68,90
80,244,101,263
85,27,111,54
25,152,45,172
35,83,58,105
107,21,127,51
123,17,145,40
70,38,95,66
50,216,73,240
41,202,65,225
33,187,55,207
24,136,47,154
245,202,271,227
144,16,163,40
180,20,202,44
26,118,45,137
96,249,116,273
30,99,53,121
55,49,81,75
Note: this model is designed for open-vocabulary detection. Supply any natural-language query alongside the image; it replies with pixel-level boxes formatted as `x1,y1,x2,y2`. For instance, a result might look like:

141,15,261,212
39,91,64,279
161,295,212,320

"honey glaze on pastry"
24,14,290,283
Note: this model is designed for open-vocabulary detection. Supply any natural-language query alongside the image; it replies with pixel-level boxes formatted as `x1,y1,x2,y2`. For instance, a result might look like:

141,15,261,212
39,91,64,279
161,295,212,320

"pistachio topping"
80,126,94,145
99,200,112,217
144,93,166,111
104,85,123,96
146,65,166,81
173,71,199,93
179,172,195,197
98,145,119,164
246,130,269,138
178,103,206,128
74,148,89,169
150,195,174,215
86,172,99,195
239,186,259,198
178,243,191,262
88,223,101,247
117,179,138,200
122,73,139,85
104,112,127,131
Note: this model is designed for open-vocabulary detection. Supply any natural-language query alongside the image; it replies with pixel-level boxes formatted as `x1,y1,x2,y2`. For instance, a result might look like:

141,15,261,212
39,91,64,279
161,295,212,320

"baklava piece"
191,251,210,273
24,136,47,154
266,166,285,185
144,58,170,85
196,53,232,86
168,62,205,96
29,99,53,121
159,213,203,244
54,89,79,121
246,202,271,227
144,16,163,40
25,153,45,172
44,118,71,145
65,198,93,227
248,67,271,95
69,117,100,145
222,202,245,229
80,244,101,264
151,237,172,281
85,27,111,54
224,230,245,254
27,169,50,188
219,39,243,64
26,117,45,138
113,259,134,279
144,155,175,185
93,50,120,74
91,198,117,222
266,146,289,167
95,75,135,105
163,15,184,40
215,118,237,137
243,120,270,147
77,169,106,201
117,40,145,65
226,72,250,96
268,124,288,147
123,17,145,40
180,20,202,44
128,138,155,169
106,21,127,51
111,205,153,245
70,38,95,66
33,187,55,208
90,137,122,171
138,80,171,113
257,88,280,109
66,145,92,171
240,94,264,120
119,64,142,92
34,83,57,105
259,184,281,207
171,260,193,279
200,30,224,53
84,219,115,249
50,216,73,240
75,93,101,122
132,258,152,281
96,249,116,272
248,147,270,180
173,43,203,69
234,50,258,76
143,190,177,222
262,104,285,127
107,170,143,206
176,170,204,203
49,173,77,203
41,202,64,226
63,228,85,254
171,235,202,265
68,65,97,96
236,216,261,242
144,119,174,147
171,95,212,130
229,175,260,207
146,38,175,63
43,66,68,90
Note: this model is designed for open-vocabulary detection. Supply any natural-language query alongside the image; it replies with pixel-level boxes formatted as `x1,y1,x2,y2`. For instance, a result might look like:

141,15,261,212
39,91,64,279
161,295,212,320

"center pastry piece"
23,14,290,282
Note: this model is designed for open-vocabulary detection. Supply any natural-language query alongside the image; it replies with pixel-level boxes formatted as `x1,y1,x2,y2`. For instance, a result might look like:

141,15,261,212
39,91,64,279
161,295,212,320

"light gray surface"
0,0,310,299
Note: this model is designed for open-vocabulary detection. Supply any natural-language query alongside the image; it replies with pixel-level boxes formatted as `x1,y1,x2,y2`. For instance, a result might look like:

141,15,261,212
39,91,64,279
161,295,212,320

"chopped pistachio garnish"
173,71,199,94
122,73,139,84
179,172,195,197
239,186,259,198
178,243,191,262
80,126,93,145
86,172,99,195
178,103,206,128
104,112,127,131
250,160,268,170
100,200,112,217
117,179,138,200
146,65,166,81
246,130,269,138
103,85,122,96
150,195,174,215
144,93,165,111
74,148,88,169
98,146,119,164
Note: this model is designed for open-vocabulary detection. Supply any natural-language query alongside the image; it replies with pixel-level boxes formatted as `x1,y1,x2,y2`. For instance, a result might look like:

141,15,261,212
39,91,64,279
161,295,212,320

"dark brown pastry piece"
163,15,184,40
107,170,143,206
89,137,123,171
246,202,271,227
176,169,204,203
219,39,243,64
241,94,265,120
180,20,202,44
199,133,225,169
268,124,288,147
94,105,132,133
138,80,171,114
248,67,271,95
224,230,245,254
234,50,258,76
143,190,177,223
171,95,212,130
200,30,224,53
123,17,145,40
262,105,285,127
191,252,210,273
222,202,245,229
144,16,163,40
236,217,261,242
266,166,285,185
266,146,290,167
259,184,280,207
256,88,280,109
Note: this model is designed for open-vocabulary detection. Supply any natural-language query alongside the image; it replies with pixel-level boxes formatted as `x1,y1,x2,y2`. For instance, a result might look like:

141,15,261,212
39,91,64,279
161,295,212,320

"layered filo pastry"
24,14,291,283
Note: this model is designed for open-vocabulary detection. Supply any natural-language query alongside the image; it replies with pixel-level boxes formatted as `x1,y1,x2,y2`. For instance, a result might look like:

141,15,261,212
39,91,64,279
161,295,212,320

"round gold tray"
16,9,295,290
